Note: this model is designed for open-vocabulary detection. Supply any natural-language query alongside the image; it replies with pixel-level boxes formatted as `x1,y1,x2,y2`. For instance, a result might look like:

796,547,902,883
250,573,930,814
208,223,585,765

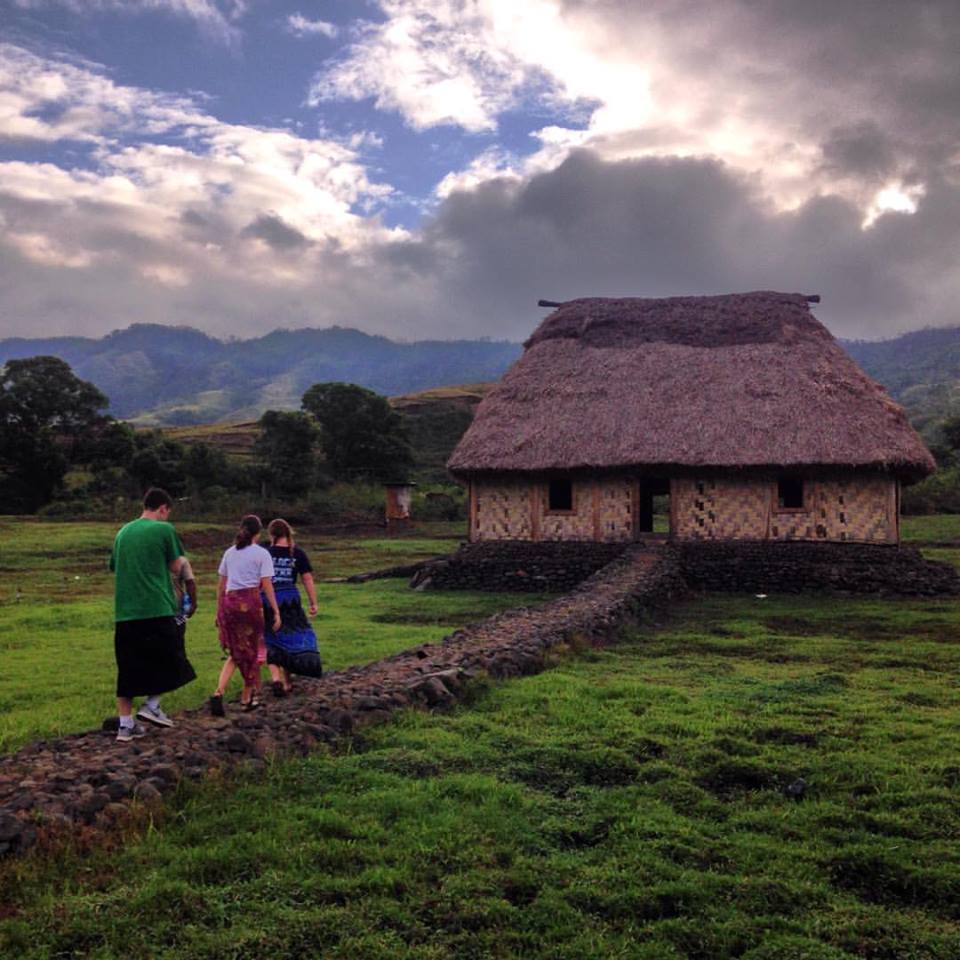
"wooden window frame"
544,477,577,515
773,476,806,513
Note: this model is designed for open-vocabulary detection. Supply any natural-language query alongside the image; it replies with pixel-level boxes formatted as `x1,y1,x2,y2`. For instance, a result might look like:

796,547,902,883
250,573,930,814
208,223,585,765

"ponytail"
268,518,295,556
235,514,262,550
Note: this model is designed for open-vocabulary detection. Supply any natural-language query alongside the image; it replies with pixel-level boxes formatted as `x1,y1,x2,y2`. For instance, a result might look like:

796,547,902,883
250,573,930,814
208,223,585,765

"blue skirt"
262,585,322,677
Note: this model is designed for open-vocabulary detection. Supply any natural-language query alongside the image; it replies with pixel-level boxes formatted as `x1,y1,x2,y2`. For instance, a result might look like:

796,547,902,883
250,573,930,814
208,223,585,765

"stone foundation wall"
675,540,959,596
413,540,630,593
672,476,897,543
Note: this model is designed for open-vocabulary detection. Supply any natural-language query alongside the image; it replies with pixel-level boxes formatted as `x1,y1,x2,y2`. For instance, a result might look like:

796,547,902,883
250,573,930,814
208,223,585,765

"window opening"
548,478,573,512
777,476,804,510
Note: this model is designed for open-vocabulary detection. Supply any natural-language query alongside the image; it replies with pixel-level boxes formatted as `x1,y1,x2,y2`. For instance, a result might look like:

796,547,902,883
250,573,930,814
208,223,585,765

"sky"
1,0,958,343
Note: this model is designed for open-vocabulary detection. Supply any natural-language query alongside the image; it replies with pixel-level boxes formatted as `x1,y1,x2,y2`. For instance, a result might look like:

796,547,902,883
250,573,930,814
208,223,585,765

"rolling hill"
0,323,521,425
4,321,960,439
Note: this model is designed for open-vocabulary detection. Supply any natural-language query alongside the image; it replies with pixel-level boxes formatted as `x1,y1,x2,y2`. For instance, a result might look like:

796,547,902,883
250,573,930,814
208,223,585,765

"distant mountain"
4,321,960,435
0,323,522,424
841,327,960,435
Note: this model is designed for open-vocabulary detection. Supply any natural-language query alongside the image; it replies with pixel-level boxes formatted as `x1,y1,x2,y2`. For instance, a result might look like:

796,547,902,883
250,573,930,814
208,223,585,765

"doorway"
637,478,670,536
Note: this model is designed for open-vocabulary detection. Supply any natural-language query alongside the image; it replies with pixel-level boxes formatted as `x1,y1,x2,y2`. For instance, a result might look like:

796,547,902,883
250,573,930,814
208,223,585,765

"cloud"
0,43,404,334
285,14,338,39
314,0,960,222
11,0,244,44
310,0,562,133
4,142,958,344
366,150,960,342
0,43,210,144
242,213,311,250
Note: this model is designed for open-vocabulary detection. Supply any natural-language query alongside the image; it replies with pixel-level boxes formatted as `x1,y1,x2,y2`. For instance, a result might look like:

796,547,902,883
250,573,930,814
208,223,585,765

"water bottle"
181,594,192,617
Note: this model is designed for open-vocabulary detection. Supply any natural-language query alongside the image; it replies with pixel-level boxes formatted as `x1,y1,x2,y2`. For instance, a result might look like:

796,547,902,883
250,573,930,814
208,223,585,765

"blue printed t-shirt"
267,545,313,590
110,518,184,622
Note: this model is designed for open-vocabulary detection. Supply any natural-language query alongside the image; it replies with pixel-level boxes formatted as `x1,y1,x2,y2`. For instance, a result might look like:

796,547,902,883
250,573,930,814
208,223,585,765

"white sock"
119,715,134,729
145,696,161,712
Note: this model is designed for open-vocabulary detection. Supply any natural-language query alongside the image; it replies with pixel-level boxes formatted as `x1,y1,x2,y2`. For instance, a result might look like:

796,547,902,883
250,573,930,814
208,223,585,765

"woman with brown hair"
263,518,322,696
211,515,281,713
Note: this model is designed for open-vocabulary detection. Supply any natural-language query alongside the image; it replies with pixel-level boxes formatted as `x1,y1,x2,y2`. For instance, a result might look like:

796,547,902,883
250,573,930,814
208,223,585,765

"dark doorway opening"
637,478,670,535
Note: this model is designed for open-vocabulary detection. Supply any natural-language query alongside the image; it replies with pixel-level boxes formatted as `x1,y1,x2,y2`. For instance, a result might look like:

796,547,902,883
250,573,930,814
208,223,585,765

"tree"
254,410,319,498
183,442,233,495
940,415,960,456
129,432,188,496
301,382,414,482
0,356,109,511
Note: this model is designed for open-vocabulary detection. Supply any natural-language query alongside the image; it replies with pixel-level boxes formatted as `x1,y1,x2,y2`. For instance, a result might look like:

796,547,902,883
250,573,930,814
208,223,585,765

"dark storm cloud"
566,0,960,184
382,150,960,340
819,122,898,181
241,213,310,250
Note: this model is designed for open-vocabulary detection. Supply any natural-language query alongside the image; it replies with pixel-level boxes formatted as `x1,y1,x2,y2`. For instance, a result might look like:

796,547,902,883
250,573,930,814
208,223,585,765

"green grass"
0,518,535,752
901,514,960,542
2,591,960,958
2,516,960,957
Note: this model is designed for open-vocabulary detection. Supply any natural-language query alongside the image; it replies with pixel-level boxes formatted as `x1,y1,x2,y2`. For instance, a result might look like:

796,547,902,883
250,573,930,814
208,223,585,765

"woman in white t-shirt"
210,515,281,713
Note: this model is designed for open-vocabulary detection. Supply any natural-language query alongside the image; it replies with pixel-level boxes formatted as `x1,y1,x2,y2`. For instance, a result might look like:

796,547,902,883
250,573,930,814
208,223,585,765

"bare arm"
301,572,318,616
261,576,281,632
215,575,226,627
185,577,198,618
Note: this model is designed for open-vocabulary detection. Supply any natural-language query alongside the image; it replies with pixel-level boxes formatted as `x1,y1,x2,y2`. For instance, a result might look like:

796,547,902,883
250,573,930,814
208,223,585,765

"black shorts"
115,616,197,698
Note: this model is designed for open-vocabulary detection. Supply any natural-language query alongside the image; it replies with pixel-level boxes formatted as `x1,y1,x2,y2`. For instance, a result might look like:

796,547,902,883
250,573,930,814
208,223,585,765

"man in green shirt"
109,487,197,742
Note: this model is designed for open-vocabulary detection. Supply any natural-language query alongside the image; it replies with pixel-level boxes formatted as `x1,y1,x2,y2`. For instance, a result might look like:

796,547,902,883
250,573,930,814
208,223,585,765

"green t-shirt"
110,518,185,622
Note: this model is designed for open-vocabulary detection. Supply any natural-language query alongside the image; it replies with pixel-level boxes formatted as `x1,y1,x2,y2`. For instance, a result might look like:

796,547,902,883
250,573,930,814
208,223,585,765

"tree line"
0,356,415,514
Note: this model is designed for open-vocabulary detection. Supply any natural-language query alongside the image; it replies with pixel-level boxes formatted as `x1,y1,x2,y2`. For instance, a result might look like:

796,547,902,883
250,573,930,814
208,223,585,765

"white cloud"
0,43,406,335
310,0,545,132
11,0,244,44
0,43,210,144
286,14,338,39
316,0,960,225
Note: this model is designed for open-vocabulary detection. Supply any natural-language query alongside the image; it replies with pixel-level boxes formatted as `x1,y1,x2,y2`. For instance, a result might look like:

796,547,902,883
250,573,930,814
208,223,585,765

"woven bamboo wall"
672,476,896,543
472,481,533,540
473,475,897,543
473,478,634,542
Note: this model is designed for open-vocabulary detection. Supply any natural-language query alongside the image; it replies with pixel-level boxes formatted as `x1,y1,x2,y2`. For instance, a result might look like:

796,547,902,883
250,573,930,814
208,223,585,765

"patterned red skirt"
218,587,266,687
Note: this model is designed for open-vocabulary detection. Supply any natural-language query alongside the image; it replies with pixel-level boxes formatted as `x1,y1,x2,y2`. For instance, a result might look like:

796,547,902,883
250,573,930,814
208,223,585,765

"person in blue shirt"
262,518,322,694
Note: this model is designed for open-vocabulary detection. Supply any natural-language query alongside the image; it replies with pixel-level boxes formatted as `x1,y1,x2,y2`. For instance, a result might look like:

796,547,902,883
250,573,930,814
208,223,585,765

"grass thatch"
449,292,935,482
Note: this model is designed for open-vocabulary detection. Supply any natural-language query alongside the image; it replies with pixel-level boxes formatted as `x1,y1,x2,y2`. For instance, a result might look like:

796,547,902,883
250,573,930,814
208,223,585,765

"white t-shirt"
218,544,275,591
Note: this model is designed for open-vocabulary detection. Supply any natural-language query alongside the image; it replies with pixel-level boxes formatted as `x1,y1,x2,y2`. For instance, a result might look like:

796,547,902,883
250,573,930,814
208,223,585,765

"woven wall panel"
814,478,894,542
477,475,895,543
474,478,635,543
538,478,634,542
674,477,894,543
674,478,770,539
601,478,635,542
474,482,533,540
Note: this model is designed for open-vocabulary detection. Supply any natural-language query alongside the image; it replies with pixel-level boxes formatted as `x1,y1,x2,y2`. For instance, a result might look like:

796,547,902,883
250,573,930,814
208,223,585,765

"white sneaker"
116,721,147,742
137,703,175,728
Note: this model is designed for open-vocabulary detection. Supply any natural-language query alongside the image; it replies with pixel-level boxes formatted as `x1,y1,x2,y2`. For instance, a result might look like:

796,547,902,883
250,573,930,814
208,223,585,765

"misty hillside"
0,324,522,424
4,322,960,432
841,328,960,433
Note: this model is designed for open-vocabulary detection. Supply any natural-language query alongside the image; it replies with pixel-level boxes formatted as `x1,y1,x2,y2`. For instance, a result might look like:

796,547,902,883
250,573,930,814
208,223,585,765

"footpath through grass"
0,518,539,752
2,587,960,957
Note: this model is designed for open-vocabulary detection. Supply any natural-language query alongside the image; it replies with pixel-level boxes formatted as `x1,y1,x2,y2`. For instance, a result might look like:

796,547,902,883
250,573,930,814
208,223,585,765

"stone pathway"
0,544,685,857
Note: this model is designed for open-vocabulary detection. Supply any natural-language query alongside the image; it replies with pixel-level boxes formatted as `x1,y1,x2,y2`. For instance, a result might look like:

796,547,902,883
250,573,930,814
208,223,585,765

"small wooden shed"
447,292,935,545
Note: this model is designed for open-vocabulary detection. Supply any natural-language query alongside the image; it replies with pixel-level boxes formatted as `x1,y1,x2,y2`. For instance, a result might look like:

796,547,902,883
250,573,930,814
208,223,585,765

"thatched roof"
448,292,935,482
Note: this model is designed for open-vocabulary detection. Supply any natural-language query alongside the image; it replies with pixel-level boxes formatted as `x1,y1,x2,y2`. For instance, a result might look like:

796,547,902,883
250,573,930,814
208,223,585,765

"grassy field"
0,518,535,752
0,520,958,958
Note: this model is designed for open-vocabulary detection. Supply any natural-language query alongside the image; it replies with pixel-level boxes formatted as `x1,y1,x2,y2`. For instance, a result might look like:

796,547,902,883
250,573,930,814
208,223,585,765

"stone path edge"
0,544,685,859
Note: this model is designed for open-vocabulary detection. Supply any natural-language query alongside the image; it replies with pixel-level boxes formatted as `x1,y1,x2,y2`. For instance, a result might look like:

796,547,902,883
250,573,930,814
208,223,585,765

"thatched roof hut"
448,292,934,482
